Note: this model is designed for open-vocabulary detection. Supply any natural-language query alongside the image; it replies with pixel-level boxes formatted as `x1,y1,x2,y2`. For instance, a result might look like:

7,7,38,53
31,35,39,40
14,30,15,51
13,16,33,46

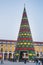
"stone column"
7,52,9,59
12,52,13,59
3,52,5,60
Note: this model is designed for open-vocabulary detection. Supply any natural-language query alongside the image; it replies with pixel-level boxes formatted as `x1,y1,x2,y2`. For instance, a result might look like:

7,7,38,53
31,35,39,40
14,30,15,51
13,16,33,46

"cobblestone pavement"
0,60,42,65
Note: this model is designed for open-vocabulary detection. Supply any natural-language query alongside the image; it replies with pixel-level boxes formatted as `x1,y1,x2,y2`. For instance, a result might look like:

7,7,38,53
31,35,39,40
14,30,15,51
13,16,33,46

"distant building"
0,39,43,60
0,39,16,60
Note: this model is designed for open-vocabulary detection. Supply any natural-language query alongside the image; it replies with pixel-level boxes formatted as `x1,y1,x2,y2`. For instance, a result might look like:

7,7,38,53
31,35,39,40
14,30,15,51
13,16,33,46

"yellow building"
33,42,43,56
0,39,43,60
0,40,16,60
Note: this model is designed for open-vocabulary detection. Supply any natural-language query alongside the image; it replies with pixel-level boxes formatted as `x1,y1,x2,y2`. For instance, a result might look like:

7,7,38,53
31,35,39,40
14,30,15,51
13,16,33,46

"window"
1,48,3,52
1,44,3,46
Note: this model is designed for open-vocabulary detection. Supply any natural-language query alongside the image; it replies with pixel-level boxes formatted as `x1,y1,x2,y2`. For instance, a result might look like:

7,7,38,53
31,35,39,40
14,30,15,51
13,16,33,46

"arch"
9,52,12,60
4,52,8,60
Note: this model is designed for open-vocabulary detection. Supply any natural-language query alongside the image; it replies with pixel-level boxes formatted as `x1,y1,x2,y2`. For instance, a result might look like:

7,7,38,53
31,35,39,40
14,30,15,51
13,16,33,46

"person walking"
35,59,38,65
1,58,3,64
38,60,40,65
24,59,26,64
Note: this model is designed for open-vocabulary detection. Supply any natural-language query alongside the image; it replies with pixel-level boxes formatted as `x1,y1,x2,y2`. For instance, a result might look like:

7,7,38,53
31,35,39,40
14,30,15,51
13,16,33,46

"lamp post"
1,48,3,64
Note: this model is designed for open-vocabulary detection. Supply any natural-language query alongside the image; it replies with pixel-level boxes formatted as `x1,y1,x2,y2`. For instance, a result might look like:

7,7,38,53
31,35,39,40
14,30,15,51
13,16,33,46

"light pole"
1,48,3,64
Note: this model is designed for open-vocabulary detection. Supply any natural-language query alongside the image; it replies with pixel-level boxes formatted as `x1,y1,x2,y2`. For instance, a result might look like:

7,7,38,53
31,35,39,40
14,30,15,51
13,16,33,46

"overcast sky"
0,0,43,42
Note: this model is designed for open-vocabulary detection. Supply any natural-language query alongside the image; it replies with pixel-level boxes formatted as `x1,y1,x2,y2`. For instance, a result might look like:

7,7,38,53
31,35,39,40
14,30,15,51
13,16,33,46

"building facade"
0,40,43,60
33,42,43,56
0,40,16,60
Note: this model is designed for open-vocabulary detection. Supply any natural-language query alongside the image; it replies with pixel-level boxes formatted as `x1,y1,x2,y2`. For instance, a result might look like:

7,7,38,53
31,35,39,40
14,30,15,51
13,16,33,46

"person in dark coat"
24,59,27,64
41,60,43,65
38,60,40,65
35,59,38,65
1,58,3,64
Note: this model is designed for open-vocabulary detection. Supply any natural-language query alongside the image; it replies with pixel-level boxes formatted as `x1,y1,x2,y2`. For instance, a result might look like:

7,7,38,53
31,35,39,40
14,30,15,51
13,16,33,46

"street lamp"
1,48,3,64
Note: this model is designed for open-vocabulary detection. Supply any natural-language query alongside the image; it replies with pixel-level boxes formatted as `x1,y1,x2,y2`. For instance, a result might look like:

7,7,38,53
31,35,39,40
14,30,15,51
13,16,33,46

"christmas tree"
15,7,35,61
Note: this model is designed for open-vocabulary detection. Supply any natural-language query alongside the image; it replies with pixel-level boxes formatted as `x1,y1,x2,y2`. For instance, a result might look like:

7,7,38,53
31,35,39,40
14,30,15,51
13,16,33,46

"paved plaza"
0,61,42,65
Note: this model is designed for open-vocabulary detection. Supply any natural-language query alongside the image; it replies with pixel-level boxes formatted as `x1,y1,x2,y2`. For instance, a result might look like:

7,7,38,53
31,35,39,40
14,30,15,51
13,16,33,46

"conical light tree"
15,7,35,61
